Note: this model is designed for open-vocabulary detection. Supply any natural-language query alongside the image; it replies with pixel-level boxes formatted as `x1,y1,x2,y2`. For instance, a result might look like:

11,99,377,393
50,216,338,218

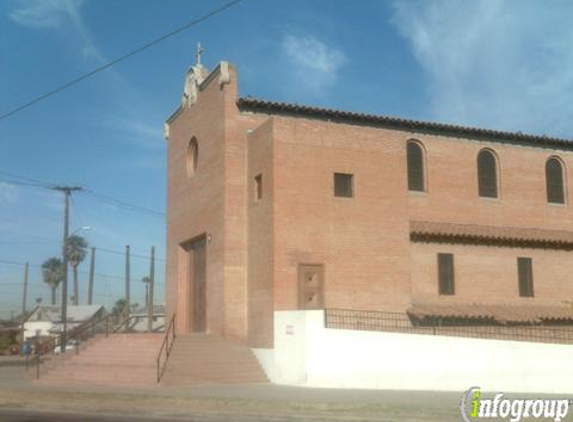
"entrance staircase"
36,333,163,387
35,332,268,386
160,334,268,385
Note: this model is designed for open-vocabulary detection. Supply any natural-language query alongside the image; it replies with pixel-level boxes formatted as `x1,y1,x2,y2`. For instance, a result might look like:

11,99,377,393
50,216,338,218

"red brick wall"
165,72,227,335
166,64,266,342
408,135,573,229
406,134,573,307
166,62,573,347
271,117,412,313
247,118,275,347
411,243,573,306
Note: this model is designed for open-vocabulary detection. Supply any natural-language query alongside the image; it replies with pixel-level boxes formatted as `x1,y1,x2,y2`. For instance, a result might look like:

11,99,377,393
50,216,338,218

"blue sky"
1,0,573,319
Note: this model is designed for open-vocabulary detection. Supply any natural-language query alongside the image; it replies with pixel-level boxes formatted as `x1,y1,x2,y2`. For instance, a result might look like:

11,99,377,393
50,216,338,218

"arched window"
186,137,198,178
477,149,498,198
407,140,425,192
546,157,565,204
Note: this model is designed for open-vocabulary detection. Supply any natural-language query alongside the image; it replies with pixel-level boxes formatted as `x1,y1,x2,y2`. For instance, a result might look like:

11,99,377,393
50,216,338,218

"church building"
164,58,573,392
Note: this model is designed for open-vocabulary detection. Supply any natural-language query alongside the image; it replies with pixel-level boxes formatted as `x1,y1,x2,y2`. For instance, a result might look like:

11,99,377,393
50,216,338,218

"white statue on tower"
182,42,208,108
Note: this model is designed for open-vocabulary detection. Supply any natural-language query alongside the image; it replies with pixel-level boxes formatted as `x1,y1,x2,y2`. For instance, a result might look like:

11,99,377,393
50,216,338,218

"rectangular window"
438,253,455,295
254,174,262,201
517,257,534,297
334,173,353,198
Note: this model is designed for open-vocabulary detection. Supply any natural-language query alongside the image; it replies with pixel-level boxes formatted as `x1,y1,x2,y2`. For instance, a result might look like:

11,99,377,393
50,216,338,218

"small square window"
254,174,262,201
334,173,353,198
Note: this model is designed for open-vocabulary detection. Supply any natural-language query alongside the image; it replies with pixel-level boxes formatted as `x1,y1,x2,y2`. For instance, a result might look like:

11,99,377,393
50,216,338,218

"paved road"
0,408,380,422
0,409,219,422
3,366,571,422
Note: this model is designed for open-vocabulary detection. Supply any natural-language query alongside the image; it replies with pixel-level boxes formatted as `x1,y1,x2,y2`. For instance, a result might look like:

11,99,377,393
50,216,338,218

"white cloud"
390,0,573,137
0,183,18,204
9,0,103,62
117,118,164,150
9,0,84,29
281,34,346,97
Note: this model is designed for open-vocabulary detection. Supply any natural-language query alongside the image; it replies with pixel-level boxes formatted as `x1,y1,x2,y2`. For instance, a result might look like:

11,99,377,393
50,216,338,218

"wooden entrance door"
298,264,324,310
187,237,207,332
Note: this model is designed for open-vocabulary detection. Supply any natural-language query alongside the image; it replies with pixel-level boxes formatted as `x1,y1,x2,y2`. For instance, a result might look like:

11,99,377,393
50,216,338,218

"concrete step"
161,334,268,385
39,368,157,381
161,374,268,385
35,333,163,387
38,370,157,382
167,361,263,369
36,333,268,387
164,363,266,373
54,360,157,369
88,341,162,346
38,374,157,385
74,349,159,357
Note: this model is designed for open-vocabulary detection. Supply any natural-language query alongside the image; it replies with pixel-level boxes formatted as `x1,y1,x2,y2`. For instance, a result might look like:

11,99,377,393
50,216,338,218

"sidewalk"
1,366,570,422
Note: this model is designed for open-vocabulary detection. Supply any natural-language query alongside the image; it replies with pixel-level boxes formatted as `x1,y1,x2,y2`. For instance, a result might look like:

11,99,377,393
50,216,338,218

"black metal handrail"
156,313,176,383
27,314,98,378
324,308,573,345
29,313,136,379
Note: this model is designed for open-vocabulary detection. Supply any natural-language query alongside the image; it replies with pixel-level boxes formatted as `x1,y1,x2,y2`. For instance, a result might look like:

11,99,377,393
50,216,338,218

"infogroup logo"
460,387,572,422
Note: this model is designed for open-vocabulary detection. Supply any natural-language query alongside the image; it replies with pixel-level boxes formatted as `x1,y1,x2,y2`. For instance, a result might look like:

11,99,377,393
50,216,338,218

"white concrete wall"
252,310,573,394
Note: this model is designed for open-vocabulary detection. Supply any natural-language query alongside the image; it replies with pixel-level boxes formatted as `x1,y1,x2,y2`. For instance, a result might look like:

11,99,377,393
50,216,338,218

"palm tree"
112,299,126,316
141,276,151,308
41,258,63,305
66,235,88,306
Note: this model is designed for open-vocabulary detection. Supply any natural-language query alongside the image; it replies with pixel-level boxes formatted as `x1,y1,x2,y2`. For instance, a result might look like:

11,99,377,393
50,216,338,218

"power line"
81,190,165,218
0,259,38,268
95,246,166,262
0,258,149,282
0,283,44,287
0,178,52,189
0,170,165,218
0,258,166,285
0,232,166,262
69,193,85,230
0,171,56,188
0,233,59,243
0,0,246,121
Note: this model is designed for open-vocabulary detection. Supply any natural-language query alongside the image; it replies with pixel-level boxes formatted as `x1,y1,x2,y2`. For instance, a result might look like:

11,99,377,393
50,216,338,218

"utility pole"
21,262,29,318
125,245,130,319
147,246,155,333
145,282,149,308
88,247,95,305
53,186,83,354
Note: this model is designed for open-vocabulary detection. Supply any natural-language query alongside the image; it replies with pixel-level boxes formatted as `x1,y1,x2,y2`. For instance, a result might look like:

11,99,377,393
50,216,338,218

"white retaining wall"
252,310,573,394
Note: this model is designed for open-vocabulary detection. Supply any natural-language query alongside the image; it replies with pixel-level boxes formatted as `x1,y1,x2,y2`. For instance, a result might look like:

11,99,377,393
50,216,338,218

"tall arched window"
546,157,565,204
407,140,425,192
477,149,498,198
186,137,198,178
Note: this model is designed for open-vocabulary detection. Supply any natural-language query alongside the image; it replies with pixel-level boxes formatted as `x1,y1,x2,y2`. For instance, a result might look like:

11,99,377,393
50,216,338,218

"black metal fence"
324,309,573,345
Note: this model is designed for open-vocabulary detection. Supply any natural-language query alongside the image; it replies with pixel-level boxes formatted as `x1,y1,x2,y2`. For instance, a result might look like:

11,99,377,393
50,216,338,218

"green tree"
41,258,63,305
112,299,127,317
66,235,88,306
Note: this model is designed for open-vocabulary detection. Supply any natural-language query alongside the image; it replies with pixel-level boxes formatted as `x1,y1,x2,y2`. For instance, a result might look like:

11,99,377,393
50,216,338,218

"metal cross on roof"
195,42,204,66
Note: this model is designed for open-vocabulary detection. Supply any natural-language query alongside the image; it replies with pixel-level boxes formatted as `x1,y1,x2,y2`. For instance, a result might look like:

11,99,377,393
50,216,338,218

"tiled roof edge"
410,223,573,250
237,97,573,150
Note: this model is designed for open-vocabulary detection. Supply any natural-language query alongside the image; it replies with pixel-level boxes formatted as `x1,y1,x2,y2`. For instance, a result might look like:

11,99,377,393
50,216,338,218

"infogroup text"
461,387,571,422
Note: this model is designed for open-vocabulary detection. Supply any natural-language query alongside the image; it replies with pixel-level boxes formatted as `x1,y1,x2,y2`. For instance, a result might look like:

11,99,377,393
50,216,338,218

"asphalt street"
0,409,363,422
